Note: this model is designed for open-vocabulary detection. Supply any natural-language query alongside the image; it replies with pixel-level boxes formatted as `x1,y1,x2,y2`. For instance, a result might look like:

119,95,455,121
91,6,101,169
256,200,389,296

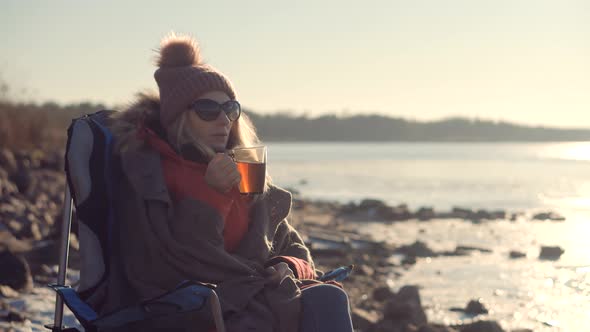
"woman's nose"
216,110,231,125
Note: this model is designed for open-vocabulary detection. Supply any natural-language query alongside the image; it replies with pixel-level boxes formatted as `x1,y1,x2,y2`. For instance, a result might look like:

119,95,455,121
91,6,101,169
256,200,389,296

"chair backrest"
58,111,228,332
65,110,118,302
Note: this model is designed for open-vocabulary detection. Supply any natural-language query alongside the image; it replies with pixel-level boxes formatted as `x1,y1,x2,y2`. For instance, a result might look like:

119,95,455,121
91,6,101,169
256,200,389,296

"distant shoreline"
249,113,590,142
2,96,590,149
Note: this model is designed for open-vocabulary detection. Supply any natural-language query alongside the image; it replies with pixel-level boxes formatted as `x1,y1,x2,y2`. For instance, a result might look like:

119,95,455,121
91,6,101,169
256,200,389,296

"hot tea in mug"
229,146,267,194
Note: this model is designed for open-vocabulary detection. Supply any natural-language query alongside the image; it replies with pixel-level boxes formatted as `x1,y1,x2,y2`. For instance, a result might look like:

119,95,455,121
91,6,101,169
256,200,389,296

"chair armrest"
49,281,219,332
47,284,98,330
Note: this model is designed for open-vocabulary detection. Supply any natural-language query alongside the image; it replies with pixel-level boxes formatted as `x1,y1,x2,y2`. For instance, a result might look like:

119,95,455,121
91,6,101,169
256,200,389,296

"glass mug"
228,146,267,194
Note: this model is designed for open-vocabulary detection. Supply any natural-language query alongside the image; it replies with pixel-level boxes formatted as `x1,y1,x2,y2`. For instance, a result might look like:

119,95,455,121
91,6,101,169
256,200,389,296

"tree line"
2,97,589,150
247,111,590,142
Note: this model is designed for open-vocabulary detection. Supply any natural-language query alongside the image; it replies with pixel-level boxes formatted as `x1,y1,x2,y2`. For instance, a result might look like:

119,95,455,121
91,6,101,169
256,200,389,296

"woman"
95,33,354,332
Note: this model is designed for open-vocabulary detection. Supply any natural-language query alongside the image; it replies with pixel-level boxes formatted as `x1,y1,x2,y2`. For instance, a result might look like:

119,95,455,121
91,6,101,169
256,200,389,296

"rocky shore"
0,148,565,331
288,198,566,332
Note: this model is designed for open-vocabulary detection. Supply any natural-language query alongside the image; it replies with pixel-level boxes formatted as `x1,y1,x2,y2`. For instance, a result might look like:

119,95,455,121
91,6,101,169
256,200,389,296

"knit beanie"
154,33,237,127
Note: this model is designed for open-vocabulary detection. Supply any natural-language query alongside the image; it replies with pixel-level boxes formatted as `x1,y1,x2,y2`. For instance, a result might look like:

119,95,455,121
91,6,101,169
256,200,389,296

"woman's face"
184,90,235,153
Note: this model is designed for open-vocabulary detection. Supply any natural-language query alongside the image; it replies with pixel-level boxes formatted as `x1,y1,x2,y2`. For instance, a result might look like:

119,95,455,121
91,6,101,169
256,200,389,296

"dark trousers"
299,284,354,332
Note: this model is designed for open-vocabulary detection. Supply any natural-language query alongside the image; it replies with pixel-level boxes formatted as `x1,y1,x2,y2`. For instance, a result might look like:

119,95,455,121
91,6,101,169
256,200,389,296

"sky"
1,0,589,128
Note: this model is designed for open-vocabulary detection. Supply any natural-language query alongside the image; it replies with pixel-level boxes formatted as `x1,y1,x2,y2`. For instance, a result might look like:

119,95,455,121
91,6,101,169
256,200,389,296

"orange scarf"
138,125,252,253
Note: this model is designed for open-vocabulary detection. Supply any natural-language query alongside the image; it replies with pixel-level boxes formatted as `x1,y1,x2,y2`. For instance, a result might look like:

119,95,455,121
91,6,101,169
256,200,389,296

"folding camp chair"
46,110,225,332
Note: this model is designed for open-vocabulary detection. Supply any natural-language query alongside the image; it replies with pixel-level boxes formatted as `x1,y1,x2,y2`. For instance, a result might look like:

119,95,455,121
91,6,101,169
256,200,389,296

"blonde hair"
167,109,272,194
167,110,261,161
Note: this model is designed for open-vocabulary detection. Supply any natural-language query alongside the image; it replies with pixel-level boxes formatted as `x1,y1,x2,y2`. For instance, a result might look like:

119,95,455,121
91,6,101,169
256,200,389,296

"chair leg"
52,186,74,330
209,290,226,332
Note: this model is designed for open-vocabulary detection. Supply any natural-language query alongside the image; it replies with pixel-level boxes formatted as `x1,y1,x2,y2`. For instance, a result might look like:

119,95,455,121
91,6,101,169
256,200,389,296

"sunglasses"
189,99,241,122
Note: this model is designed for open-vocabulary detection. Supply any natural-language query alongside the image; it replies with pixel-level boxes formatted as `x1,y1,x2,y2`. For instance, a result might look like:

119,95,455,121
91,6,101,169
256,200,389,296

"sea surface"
268,142,590,331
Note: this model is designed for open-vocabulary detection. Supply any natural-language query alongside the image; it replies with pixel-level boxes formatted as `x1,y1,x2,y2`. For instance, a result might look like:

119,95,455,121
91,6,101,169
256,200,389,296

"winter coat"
90,93,316,332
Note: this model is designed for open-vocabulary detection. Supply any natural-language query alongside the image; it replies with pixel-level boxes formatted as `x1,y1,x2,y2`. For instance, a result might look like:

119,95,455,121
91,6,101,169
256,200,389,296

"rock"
27,149,45,169
0,149,18,175
402,256,417,265
539,246,565,260
351,308,379,332
433,211,454,219
69,232,80,251
0,285,19,298
359,199,388,210
0,178,17,197
342,199,412,221
0,250,33,291
396,203,409,211
532,212,565,222
416,207,435,221
6,218,24,235
374,259,389,268
41,211,56,227
385,205,412,221
446,208,506,221
5,213,45,241
6,310,27,322
441,250,469,257
473,209,492,221
25,239,76,272
40,151,64,171
308,233,351,257
373,285,396,302
358,253,372,264
383,286,427,327
464,299,488,315
458,320,504,332
13,150,29,167
21,220,43,241
371,319,399,332
40,264,58,277
357,265,375,277
0,228,32,254
292,198,305,210
9,170,34,194
339,202,357,214
2,198,27,218
451,207,473,219
395,241,437,258
509,250,526,259
310,246,348,257
509,213,520,221
418,325,458,332
454,245,492,254
489,210,506,220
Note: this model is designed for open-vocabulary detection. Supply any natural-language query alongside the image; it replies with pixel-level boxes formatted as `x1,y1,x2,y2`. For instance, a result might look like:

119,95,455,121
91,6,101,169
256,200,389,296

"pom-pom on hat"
154,32,236,127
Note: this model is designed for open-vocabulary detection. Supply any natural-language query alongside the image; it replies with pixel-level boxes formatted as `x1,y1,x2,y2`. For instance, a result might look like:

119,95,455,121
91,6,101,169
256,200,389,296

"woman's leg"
299,284,354,332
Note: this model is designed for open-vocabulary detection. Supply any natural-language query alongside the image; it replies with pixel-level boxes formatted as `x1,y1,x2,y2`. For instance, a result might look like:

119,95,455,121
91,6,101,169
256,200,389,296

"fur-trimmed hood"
108,91,166,155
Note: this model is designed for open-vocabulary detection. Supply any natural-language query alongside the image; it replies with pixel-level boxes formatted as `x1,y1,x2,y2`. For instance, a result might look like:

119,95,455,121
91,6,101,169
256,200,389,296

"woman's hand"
265,262,295,286
205,153,241,193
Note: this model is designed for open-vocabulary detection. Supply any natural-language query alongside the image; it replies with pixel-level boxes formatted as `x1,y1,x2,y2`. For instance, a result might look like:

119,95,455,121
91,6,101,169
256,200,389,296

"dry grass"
0,100,105,151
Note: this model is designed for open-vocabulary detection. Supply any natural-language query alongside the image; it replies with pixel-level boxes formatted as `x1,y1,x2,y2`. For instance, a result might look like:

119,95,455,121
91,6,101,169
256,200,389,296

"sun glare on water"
540,142,590,162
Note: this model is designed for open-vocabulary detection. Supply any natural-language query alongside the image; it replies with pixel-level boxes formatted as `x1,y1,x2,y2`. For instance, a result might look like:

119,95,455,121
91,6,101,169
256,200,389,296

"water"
267,142,590,212
267,142,590,331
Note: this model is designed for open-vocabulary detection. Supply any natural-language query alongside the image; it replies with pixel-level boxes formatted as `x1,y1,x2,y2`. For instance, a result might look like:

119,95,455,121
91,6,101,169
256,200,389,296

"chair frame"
45,188,74,332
